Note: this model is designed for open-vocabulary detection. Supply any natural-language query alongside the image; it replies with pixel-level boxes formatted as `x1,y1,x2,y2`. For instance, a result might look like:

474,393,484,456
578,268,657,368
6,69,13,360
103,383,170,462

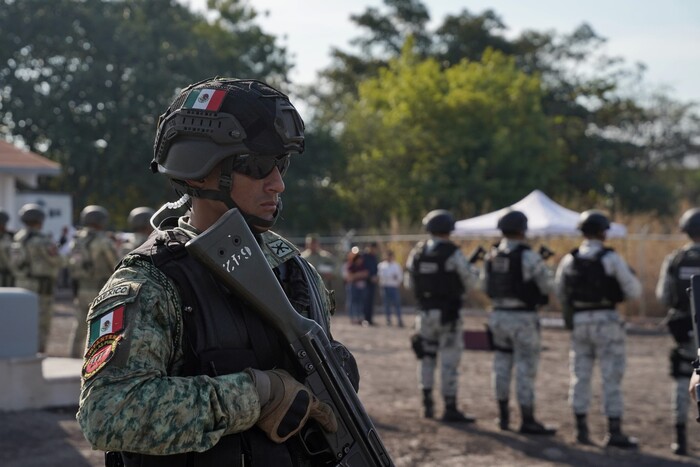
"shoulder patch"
88,305,125,346
92,282,142,309
82,333,123,380
266,238,294,258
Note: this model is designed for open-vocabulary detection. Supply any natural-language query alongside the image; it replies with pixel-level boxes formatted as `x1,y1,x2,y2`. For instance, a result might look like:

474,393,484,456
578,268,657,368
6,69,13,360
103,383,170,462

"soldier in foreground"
68,205,119,358
656,207,700,455
10,204,60,353
481,210,556,435
0,209,15,287
405,209,478,422
554,210,641,448
77,78,357,466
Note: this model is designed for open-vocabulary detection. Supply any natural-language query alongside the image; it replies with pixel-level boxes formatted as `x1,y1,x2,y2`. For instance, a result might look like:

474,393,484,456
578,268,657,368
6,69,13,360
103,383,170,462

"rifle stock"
690,275,700,422
185,208,394,466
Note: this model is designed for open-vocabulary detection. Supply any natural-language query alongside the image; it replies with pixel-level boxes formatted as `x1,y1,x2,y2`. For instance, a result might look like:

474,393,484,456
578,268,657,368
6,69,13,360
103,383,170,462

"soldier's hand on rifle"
246,368,338,443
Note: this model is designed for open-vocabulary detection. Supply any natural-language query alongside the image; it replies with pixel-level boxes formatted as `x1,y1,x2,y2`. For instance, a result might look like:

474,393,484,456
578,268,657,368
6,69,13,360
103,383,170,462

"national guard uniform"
68,205,119,358
481,210,556,435
300,233,338,290
77,78,358,467
118,207,155,258
554,209,642,448
0,209,15,287
406,209,478,422
10,204,60,352
656,207,700,455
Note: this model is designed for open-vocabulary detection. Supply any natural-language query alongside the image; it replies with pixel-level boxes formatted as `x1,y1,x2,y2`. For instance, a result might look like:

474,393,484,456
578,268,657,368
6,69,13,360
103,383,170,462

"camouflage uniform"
77,219,337,461
554,239,641,418
482,238,552,408
656,242,700,454
69,227,119,357
405,236,478,418
11,227,60,352
0,229,14,286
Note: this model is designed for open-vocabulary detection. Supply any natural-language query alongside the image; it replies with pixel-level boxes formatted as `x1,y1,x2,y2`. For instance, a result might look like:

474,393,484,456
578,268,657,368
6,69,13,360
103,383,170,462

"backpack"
68,231,96,280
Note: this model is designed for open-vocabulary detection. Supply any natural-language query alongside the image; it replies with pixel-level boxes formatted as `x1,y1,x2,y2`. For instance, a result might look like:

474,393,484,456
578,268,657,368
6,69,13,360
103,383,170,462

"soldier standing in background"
300,232,338,290
119,206,155,257
405,209,478,422
0,209,15,287
481,210,556,435
10,204,60,353
68,205,119,358
656,207,700,456
362,242,379,326
554,210,642,448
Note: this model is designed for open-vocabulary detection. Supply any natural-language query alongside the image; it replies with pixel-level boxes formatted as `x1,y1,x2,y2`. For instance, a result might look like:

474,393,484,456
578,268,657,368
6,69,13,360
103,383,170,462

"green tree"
339,47,561,227
0,0,290,226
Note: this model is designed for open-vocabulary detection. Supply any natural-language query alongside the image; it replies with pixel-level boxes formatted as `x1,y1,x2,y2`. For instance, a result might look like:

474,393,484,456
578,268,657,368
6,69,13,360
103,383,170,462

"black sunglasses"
232,154,290,179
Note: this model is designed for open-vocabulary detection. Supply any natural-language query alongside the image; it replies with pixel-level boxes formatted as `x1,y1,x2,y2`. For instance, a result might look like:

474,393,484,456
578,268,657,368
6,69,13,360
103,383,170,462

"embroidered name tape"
92,284,131,308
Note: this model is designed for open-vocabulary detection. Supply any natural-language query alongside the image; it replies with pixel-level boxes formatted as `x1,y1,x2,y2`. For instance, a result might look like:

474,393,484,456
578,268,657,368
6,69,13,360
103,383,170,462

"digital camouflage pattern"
70,228,120,358
415,310,463,397
0,229,13,286
488,311,541,406
11,227,60,352
77,221,335,455
481,238,552,408
554,239,642,419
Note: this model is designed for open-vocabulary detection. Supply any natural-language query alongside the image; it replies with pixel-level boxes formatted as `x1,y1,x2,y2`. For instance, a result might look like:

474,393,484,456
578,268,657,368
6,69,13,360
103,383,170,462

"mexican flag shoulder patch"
89,305,125,346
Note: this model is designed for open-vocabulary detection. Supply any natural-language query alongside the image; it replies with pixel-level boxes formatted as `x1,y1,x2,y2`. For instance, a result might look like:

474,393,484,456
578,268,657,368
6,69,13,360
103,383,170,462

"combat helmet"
422,209,455,235
679,208,700,237
128,207,155,232
151,77,305,230
497,210,528,235
19,204,45,224
80,205,109,228
577,209,610,235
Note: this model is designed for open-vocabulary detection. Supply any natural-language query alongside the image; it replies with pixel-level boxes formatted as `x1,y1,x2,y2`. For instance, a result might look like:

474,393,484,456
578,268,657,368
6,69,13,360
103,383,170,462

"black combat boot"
518,405,556,435
603,417,638,449
422,389,434,419
575,413,591,444
672,423,687,455
497,399,510,431
441,396,476,423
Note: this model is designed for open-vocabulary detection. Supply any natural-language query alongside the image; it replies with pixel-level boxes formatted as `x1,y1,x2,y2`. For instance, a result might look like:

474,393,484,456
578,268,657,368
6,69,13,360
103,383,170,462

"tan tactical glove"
245,368,338,443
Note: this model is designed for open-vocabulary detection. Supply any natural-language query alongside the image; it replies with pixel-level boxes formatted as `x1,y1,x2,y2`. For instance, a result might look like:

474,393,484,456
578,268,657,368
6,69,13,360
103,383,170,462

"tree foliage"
0,0,290,226
340,47,562,227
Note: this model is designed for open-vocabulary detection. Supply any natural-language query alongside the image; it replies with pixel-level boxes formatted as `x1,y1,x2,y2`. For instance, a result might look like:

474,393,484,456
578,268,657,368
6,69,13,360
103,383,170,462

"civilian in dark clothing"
362,242,379,325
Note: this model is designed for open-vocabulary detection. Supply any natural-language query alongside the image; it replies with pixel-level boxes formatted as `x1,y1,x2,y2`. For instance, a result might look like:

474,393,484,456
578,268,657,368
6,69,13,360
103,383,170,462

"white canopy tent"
453,190,627,237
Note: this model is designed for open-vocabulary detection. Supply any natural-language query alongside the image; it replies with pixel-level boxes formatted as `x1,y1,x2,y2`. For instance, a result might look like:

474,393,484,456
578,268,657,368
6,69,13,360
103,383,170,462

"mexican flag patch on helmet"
182,88,226,111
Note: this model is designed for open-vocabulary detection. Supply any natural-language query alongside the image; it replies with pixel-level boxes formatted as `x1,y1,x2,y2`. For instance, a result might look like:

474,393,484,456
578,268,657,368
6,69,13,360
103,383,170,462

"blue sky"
183,0,700,104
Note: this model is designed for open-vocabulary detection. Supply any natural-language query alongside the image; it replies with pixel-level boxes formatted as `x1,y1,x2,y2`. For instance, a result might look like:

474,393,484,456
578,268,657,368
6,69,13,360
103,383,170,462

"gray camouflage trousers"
416,309,463,397
488,310,540,406
672,340,695,425
570,310,626,417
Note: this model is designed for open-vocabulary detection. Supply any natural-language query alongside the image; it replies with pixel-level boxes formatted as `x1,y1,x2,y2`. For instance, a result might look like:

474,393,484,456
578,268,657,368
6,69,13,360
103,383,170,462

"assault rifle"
468,245,486,264
689,274,700,422
538,245,555,260
186,208,394,466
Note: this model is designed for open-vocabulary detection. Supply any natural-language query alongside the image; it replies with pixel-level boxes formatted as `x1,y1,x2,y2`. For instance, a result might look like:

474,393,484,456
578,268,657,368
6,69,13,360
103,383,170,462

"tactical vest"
116,227,327,467
485,244,546,310
564,247,624,312
668,246,700,312
411,241,464,317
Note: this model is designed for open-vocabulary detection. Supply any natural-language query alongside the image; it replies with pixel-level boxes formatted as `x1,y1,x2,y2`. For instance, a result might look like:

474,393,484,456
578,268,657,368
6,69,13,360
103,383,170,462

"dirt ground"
3,291,700,466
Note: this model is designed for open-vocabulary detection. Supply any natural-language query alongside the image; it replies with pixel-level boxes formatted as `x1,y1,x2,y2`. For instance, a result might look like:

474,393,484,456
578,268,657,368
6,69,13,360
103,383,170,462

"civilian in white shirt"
378,249,404,327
